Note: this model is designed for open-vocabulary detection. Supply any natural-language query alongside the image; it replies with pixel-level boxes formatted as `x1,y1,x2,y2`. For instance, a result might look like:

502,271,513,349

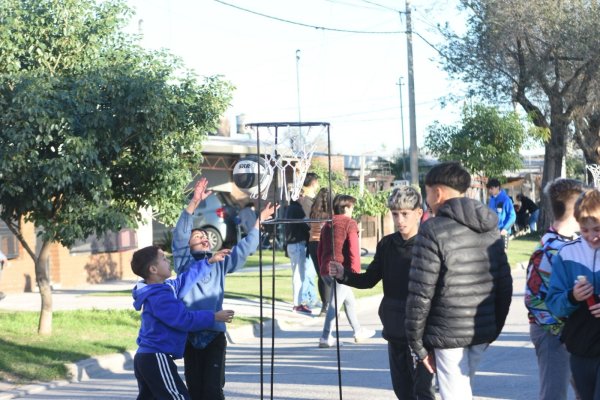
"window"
0,219,19,259
70,228,138,254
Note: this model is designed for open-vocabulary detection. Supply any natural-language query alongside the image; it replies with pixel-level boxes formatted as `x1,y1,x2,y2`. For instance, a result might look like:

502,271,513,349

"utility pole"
295,49,301,123
404,0,419,185
396,77,407,179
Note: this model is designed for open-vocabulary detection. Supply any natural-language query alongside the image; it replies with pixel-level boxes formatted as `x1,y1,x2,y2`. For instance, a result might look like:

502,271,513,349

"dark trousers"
308,241,332,310
184,333,227,400
388,341,435,400
570,353,600,400
134,352,190,400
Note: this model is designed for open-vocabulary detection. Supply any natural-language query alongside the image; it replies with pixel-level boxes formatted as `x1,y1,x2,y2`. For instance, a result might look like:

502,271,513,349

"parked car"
153,192,240,251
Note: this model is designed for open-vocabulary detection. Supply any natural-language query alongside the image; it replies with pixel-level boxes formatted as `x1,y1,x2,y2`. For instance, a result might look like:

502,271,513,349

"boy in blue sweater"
131,245,234,400
173,177,277,399
487,178,516,249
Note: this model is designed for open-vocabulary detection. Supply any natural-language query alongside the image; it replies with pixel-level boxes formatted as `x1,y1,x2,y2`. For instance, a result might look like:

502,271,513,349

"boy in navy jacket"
131,245,234,400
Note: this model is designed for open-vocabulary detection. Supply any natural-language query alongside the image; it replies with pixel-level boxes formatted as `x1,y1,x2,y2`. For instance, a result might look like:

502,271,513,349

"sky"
125,0,467,157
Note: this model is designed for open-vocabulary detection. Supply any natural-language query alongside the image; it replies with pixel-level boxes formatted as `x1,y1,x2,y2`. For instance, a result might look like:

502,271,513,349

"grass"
0,309,139,383
507,232,542,267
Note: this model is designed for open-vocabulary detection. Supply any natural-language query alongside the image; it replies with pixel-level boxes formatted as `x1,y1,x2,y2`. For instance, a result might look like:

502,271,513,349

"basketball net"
249,123,327,202
587,164,600,188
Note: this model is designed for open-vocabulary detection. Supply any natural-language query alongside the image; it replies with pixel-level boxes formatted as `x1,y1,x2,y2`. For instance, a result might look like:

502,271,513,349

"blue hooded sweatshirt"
488,188,516,234
132,258,215,359
172,210,259,348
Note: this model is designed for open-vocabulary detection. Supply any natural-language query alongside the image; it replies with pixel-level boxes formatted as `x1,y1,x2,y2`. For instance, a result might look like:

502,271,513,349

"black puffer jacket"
405,197,513,360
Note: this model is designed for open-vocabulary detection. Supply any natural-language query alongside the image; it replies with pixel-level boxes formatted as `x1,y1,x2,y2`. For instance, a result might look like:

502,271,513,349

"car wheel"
204,227,223,251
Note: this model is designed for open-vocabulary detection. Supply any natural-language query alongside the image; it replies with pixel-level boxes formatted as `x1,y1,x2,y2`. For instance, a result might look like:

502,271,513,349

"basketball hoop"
246,122,329,202
587,164,600,188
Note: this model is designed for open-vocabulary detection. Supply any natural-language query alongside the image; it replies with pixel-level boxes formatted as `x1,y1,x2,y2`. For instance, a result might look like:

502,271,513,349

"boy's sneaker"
292,304,312,315
319,336,341,348
354,328,376,343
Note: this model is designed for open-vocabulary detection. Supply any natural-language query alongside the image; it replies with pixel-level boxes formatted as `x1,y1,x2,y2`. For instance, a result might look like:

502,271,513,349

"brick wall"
0,219,137,294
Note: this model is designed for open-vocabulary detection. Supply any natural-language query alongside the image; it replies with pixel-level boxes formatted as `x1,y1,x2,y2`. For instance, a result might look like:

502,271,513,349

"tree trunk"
538,121,568,232
35,243,53,335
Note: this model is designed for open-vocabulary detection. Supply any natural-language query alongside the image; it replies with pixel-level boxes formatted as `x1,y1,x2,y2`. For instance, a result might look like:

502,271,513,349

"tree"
0,0,233,334
425,104,526,180
439,0,600,228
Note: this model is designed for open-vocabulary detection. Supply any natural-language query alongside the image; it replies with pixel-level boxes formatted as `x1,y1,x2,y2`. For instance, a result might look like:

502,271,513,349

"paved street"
1,267,579,399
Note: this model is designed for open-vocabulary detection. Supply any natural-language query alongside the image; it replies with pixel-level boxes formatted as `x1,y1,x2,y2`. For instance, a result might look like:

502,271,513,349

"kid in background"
131,245,234,400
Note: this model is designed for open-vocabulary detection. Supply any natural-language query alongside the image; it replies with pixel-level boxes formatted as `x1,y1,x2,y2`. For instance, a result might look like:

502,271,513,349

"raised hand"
208,249,232,264
186,177,212,214
192,177,212,203
255,202,279,229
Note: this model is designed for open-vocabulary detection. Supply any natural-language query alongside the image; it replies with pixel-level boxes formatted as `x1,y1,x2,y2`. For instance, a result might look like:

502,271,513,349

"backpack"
524,235,564,335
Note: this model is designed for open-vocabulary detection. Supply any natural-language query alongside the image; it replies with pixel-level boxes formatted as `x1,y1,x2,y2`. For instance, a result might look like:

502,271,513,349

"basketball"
233,156,273,197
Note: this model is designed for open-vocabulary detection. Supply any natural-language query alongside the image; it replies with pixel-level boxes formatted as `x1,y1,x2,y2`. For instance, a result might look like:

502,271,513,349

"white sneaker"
353,328,376,343
319,336,341,348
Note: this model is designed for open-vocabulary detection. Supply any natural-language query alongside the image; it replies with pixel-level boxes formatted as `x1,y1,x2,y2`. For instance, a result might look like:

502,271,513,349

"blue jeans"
288,242,312,306
321,277,361,338
529,209,540,232
302,256,318,306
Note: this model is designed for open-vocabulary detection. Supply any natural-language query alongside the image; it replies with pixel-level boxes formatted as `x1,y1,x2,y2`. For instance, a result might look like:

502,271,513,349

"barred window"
70,228,137,254
0,220,19,259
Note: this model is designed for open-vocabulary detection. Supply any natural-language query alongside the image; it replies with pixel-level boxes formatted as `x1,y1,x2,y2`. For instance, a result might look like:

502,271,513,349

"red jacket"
317,214,360,276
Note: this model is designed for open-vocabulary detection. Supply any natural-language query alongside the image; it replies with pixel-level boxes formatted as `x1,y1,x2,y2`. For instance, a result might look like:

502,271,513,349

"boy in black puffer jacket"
405,162,513,400
330,186,434,399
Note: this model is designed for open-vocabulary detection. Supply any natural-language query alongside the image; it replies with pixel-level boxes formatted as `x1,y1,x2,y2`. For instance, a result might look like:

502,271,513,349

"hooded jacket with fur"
405,197,513,360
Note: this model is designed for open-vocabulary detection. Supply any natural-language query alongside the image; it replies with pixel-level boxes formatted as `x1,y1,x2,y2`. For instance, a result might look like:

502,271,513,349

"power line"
213,0,402,34
359,0,400,12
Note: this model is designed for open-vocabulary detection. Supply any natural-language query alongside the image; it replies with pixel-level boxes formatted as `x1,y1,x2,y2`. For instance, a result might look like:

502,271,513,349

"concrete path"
0,267,580,400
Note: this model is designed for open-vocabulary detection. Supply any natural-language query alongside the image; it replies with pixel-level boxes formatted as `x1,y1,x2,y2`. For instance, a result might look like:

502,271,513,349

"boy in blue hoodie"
131,245,234,400
487,178,516,249
173,177,277,399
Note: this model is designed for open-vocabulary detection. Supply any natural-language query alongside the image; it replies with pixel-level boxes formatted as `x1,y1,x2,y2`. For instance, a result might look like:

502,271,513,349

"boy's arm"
504,200,517,230
346,221,361,273
172,178,212,274
341,238,383,289
222,202,278,274
405,225,440,361
174,250,232,299
547,254,580,317
151,289,216,332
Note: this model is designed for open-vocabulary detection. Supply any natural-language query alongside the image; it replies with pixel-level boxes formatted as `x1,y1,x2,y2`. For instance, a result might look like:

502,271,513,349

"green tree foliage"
439,0,600,228
0,0,233,334
425,104,525,178
309,160,389,218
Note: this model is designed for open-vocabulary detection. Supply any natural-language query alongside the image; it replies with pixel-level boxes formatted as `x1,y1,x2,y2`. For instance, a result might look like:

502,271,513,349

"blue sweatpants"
134,352,190,400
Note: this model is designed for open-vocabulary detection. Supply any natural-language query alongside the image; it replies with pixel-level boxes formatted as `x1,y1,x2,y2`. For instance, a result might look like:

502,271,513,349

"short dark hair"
131,245,160,279
424,162,471,194
303,172,318,188
486,178,501,189
333,194,356,215
544,178,584,220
